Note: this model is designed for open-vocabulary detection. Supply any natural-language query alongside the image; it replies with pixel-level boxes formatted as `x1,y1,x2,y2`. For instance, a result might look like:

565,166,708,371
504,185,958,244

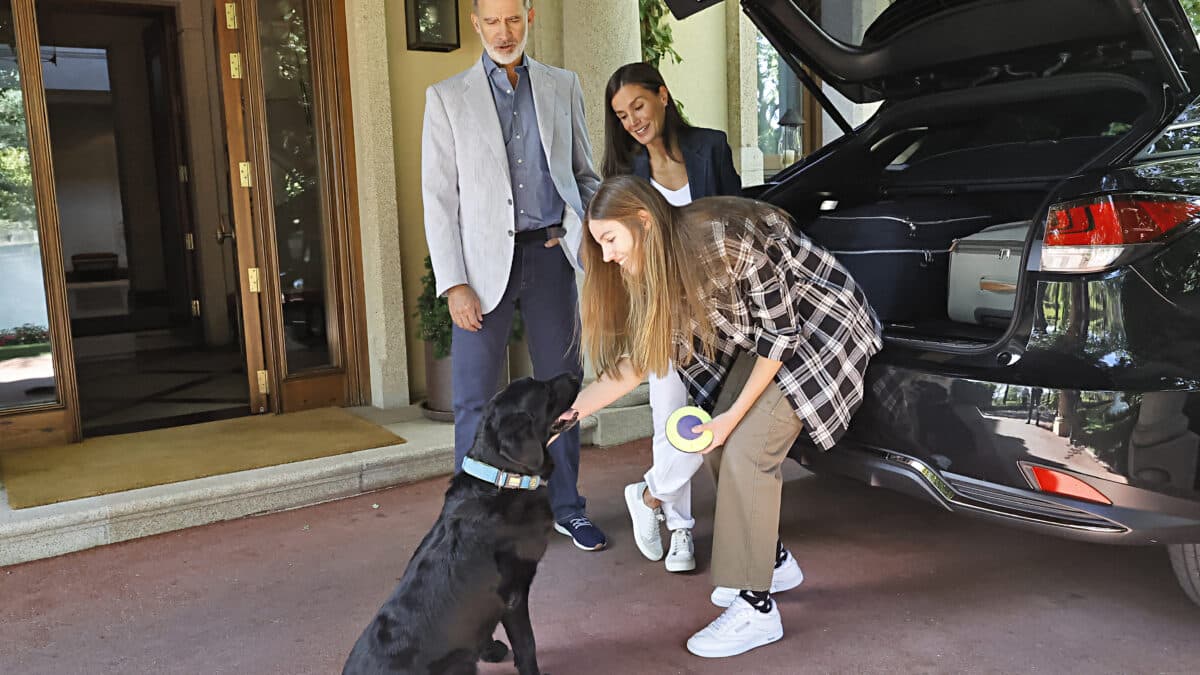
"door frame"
230,0,369,412
1,0,78,448
213,0,269,413
142,12,206,345
0,0,370,450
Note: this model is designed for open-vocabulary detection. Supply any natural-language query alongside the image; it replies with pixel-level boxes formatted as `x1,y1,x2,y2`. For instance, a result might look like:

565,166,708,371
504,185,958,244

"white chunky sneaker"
665,528,696,572
624,482,664,561
686,595,783,658
710,550,804,607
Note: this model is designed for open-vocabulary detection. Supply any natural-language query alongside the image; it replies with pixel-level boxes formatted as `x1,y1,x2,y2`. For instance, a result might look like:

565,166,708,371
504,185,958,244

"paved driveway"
2,440,1198,674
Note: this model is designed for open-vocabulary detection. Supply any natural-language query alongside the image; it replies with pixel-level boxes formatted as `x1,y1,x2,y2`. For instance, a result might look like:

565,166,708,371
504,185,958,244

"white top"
650,178,693,207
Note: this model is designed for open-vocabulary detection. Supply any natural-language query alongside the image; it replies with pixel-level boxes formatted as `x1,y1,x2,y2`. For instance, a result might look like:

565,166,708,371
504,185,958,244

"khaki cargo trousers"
704,352,804,592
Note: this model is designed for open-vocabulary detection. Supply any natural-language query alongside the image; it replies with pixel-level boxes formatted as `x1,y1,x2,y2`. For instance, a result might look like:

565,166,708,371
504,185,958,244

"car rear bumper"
798,442,1200,545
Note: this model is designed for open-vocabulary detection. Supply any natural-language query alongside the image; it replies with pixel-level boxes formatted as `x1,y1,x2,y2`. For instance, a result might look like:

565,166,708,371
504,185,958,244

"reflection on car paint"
853,364,1200,501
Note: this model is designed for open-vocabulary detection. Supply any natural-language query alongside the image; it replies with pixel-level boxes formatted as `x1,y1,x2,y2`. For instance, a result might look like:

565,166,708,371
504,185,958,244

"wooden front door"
214,1,270,413
0,0,367,450
214,0,367,413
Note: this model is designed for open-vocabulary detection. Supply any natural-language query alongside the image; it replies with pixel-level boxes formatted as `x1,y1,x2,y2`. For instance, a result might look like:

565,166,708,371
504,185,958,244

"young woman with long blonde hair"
558,175,882,658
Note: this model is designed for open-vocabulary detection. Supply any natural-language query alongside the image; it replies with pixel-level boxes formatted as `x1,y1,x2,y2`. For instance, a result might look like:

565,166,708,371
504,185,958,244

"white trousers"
645,364,704,531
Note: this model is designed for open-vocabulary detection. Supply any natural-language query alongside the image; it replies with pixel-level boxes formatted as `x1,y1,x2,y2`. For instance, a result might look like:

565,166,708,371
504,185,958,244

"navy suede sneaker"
554,515,607,551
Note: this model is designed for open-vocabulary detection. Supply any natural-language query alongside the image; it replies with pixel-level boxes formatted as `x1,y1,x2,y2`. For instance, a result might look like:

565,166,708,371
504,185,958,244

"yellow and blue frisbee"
666,406,713,453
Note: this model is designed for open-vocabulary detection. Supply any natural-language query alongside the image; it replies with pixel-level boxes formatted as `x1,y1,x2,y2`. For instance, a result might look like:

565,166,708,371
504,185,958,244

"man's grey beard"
480,32,527,66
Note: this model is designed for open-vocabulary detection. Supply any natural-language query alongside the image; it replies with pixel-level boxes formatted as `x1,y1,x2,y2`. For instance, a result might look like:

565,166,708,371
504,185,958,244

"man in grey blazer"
421,0,605,550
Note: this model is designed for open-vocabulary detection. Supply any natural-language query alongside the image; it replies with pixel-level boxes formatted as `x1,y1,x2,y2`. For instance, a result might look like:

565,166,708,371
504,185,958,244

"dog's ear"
495,412,544,473
549,373,581,415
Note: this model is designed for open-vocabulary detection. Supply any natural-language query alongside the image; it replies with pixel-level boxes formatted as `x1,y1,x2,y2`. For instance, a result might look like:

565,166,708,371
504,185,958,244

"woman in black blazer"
602,63,742,202
601,62,751,579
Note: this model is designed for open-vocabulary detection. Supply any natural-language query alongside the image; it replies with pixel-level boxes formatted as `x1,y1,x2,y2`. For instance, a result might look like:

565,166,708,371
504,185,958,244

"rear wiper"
1128,0,1190,94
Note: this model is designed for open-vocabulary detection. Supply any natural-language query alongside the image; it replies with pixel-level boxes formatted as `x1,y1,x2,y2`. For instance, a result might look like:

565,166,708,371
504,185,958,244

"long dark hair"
601,62,691,179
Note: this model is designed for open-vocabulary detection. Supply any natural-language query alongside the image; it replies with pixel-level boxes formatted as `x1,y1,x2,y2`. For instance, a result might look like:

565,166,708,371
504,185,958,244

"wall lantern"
406,0,461,52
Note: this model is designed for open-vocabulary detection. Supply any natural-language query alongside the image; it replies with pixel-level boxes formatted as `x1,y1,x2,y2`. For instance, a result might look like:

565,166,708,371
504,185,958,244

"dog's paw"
480,639,509,663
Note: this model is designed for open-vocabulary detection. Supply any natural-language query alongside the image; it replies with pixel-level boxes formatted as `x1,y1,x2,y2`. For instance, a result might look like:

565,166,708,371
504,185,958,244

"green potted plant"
416,255,523,422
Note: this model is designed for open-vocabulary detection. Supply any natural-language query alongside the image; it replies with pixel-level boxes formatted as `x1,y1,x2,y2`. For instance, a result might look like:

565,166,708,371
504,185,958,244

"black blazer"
630,126,742,199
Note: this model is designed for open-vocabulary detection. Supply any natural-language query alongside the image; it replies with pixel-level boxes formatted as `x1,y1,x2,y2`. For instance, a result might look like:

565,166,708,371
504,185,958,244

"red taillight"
1041,194,1200,272
1027,465,1112,505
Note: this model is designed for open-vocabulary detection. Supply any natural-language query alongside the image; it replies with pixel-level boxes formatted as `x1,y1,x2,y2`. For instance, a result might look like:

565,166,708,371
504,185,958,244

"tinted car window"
1140,98,1200,159
899,91,1144,166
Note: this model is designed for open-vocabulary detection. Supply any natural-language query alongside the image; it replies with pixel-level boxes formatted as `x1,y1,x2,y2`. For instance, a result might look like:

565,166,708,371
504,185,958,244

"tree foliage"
756,33,782,156
639,0,682,70
1181,0,1200,33
0,64,35,233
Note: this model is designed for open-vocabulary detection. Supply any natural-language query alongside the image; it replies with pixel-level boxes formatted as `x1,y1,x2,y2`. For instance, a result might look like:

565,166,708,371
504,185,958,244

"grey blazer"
421,56,601,313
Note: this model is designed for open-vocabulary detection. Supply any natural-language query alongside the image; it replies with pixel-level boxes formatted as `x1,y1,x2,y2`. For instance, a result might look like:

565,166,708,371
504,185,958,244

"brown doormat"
0,408,406,509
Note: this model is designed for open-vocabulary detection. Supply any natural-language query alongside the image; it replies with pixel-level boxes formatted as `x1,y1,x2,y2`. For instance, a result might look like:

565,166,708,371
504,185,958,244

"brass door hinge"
238,161,252,187
191,299,201,317
225,2,239,29
229,52,243,79
256,369,270,394
178,164,189,182
185,233,195,250
247,267,261,293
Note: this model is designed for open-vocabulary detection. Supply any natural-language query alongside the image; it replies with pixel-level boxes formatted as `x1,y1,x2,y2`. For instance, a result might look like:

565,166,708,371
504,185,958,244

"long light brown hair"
581,175,730,379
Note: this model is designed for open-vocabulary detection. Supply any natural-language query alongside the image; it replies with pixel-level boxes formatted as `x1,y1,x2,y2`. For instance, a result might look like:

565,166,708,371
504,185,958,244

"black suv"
669,0,1200,606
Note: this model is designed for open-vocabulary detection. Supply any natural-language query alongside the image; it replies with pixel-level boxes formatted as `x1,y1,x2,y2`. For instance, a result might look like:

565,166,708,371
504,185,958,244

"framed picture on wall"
406,0,460,52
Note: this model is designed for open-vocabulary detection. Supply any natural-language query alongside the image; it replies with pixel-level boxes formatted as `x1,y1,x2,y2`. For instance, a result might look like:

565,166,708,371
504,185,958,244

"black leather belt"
515,225,566,244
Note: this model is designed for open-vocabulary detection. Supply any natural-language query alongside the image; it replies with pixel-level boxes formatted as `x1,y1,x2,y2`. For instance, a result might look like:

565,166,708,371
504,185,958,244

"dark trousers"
451,239,586,522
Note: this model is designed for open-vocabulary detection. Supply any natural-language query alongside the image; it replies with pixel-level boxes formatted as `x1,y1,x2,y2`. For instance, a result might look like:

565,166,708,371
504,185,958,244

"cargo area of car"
765,73,1163,345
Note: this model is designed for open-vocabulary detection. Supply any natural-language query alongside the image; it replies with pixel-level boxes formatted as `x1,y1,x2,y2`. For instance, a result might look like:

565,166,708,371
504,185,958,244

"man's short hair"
472,0,533,10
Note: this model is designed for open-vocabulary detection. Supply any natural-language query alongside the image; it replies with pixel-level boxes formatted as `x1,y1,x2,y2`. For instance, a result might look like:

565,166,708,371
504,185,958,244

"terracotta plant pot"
420,342,510,423
420,342,455,422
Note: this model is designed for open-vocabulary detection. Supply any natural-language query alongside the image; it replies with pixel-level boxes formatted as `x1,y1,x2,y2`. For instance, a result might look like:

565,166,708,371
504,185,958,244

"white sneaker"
710,550,804,607
665,529,695,572
686,596,783,658
624,482,663,561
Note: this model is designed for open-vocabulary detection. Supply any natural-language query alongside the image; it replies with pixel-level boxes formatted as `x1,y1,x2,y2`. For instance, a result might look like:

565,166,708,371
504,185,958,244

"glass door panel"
256,0,332,373
0,0,57,412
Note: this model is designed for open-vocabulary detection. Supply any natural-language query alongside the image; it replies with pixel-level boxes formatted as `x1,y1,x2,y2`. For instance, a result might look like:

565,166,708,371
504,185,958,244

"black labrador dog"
343,373,580,675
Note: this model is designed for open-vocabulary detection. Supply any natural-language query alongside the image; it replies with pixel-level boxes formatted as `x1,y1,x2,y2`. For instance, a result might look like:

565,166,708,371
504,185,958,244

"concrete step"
582,403,653,448
0,403,653,567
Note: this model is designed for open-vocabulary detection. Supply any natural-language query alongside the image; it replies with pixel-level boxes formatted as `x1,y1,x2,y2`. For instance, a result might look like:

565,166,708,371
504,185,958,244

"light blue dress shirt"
482,53,564,232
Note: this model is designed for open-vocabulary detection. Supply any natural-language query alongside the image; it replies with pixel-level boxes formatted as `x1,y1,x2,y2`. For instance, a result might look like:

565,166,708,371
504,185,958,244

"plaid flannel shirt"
676,205,883,450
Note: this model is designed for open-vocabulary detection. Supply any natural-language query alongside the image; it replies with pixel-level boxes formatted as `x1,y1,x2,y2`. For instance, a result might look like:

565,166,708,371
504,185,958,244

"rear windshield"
874,88,1147,188
893,90,1144,167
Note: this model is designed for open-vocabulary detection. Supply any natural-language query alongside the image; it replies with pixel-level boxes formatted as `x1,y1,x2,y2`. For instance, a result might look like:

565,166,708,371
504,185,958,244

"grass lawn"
0,342,52,360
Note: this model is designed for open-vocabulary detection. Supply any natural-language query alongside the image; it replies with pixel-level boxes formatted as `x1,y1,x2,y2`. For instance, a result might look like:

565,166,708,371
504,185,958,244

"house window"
755,31,804,179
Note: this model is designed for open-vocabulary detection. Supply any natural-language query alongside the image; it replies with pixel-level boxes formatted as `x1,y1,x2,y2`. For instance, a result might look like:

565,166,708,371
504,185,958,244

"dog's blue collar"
462,457,545,491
